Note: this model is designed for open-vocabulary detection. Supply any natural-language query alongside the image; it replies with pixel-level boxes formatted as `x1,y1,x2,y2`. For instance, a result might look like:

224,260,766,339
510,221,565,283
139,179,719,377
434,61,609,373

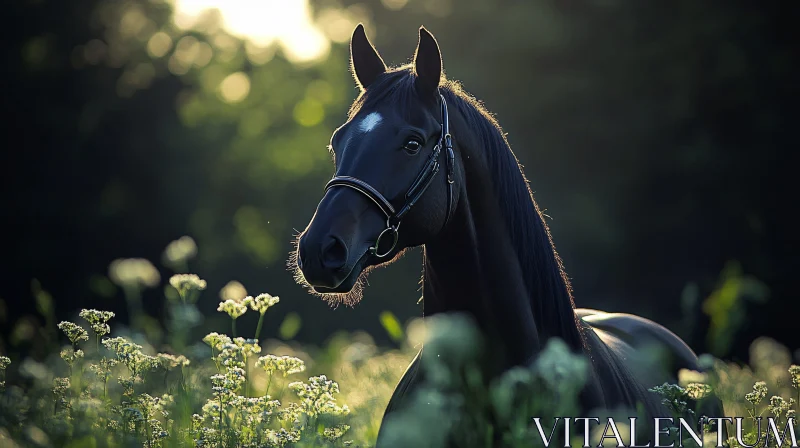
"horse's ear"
413,26,442,97
350,24,386,91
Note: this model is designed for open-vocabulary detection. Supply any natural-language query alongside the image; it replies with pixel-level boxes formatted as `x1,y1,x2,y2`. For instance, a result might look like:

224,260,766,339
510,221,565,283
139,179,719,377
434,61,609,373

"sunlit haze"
172,0,331,63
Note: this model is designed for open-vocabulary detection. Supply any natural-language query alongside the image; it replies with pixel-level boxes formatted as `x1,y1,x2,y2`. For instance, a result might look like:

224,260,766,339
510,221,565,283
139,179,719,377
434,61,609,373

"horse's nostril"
320,235,348,271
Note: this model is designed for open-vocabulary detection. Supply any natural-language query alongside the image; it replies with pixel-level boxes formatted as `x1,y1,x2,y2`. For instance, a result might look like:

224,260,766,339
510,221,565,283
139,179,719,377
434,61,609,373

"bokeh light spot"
219,72,251,104
292,98,324,127
233,205,276,262
380,0,408,11
279,312,302,340
175,35,201,66
316,8,358,44
306,80,333,104
200,65,225,93
22,36,49,68
270,144,314,176
423,0,453,18
194,42,214,67
245,41,276,66
238,109,270,138
147,31,173,58
119,6,148,38
83,39,107,65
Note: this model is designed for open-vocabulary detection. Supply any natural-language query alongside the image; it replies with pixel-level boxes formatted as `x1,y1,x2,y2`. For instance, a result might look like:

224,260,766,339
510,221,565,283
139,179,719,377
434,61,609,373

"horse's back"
576,308,700,374
577,308,726,435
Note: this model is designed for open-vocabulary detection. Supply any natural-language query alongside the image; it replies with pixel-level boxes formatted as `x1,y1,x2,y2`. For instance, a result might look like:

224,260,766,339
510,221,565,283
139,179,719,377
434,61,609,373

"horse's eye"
403,139,422,154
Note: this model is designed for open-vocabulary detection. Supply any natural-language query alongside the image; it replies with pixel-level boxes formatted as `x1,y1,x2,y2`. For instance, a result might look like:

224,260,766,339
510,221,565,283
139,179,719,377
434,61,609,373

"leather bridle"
325,92,456,258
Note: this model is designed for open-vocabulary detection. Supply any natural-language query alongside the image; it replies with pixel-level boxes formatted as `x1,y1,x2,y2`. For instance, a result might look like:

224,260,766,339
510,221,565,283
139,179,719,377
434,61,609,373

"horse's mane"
352,67,585,350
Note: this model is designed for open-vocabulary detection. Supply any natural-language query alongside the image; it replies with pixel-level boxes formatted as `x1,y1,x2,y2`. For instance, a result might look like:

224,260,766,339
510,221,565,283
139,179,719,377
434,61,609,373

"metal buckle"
371,220,400,258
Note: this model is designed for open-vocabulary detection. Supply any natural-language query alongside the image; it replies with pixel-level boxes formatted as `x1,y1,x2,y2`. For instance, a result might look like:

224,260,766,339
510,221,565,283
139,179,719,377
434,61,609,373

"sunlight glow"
172,0,331,64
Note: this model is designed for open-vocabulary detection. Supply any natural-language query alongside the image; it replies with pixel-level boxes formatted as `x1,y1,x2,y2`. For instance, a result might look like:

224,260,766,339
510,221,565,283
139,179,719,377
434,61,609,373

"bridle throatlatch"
324,92,456,258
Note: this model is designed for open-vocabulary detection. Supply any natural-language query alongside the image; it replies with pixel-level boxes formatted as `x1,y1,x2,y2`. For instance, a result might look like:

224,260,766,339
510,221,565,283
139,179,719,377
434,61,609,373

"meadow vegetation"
0,239,796,447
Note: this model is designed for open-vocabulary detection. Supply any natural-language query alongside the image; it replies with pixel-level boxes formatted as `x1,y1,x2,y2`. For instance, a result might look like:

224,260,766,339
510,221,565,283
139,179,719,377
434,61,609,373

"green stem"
254,312,265,342
265,372,274,398
144,407,151,447
218,395,224,447
232,318,237,338
244,355,249,398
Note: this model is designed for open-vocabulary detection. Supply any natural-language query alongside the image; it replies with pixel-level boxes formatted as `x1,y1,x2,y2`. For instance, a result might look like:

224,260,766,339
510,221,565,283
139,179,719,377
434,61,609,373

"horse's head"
294,24,460,304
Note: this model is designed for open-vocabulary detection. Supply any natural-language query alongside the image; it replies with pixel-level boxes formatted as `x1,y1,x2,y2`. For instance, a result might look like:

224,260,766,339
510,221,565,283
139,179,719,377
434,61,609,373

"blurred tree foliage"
1,0,796,361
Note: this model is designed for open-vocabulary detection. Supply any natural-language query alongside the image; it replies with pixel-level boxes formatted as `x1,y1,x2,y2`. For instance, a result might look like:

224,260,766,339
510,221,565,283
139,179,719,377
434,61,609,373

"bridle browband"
324,92,456,258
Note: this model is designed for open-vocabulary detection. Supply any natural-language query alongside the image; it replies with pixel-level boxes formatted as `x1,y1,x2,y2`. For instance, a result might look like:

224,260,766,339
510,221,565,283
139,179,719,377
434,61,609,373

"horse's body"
295,25,723,447
372,84,715,443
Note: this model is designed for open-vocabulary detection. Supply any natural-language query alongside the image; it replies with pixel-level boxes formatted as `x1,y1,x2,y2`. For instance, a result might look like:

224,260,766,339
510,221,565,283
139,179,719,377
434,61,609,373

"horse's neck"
420,103,587,371
422,170,542,372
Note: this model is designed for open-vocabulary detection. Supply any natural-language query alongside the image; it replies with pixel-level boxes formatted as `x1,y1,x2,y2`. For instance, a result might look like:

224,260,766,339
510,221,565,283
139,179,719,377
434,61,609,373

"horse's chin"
312,265,363,294
291,245,408,308
304,250,373,307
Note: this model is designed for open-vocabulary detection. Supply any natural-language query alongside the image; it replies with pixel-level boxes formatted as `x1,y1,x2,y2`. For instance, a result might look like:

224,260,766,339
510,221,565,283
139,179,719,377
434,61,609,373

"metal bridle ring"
371,224,399,258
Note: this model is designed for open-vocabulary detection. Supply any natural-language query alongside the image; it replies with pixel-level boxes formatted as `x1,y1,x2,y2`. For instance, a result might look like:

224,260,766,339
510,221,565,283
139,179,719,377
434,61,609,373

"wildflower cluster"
60,347,85,369
88,357,118,397
288,375,350,419
650,383,697,417
0,355,10,392
131,393,173,444
234,337,262,357
217,299,247,319
724,365,800,448
246,292,280,340
203,332,232,352
57,321,89,345
768,395,795,417
163,235,197,266
256,355,306,377
244,293,280,315
169,273,207,302
0,245,360,448
790,365,800,389
192,336,348,446
685,382,712,400
79,309,115,338
45,301,300,447
157,353,190,369
180,286,352,446
108,258,160,289
102,336,160,378
745,381,769,405
52,377,71,414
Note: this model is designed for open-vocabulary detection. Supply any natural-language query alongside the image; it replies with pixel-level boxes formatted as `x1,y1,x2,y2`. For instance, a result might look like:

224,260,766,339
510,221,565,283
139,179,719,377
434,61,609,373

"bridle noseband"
324,92,456,258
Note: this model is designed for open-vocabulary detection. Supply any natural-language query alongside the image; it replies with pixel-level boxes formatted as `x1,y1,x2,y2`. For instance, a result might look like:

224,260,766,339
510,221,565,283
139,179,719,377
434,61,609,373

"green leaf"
279,312,302,340
379,311,404,343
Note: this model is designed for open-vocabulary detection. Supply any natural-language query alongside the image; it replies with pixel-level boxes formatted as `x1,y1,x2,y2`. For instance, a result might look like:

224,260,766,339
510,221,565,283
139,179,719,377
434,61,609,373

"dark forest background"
1,0,797,363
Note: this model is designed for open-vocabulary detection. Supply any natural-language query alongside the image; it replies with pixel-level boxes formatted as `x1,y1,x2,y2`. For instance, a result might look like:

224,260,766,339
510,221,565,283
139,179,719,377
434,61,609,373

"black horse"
295,24,722,445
